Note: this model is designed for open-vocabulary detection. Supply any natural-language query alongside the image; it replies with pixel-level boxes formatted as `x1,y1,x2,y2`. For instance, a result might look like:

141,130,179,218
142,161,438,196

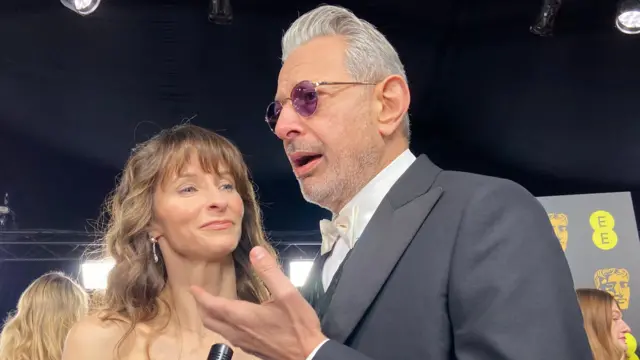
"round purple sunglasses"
264,80,377,132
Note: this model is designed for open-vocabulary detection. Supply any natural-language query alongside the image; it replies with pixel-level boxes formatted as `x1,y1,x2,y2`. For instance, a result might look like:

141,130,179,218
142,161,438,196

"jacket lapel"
300,252,329,310
320,155,444,343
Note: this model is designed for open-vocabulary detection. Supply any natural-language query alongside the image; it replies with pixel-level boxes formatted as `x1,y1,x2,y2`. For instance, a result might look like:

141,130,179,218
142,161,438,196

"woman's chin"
202,243,240,261
618,340,628,351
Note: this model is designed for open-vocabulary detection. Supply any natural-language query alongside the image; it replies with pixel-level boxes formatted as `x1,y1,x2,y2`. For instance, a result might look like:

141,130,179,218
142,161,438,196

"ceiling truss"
0,230,321,262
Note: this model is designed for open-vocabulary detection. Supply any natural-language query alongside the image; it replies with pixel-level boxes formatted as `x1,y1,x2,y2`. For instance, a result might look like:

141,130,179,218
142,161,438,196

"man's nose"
274,103,305,141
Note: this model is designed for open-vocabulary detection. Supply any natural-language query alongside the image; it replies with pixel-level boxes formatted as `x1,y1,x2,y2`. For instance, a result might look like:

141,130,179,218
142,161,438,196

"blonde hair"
95,124,276,356
0,271,89,360
576,288,625,360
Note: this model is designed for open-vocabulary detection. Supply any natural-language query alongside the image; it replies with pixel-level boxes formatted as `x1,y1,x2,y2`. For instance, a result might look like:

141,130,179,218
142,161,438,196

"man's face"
273,36,382,212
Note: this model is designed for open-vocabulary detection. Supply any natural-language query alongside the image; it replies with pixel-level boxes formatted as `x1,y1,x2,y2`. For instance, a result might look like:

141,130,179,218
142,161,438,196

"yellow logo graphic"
594,268,630,310
589,210,618,250
548,213,568,251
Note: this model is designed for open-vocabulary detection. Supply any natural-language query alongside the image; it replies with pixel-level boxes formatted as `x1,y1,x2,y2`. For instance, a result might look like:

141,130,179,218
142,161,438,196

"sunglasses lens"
265,81,318,133
265,101,282,131
291,81,318,117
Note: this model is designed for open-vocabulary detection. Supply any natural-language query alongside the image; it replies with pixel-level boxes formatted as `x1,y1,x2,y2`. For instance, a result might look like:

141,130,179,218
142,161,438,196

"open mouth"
291,153,322,168
289,152,323,176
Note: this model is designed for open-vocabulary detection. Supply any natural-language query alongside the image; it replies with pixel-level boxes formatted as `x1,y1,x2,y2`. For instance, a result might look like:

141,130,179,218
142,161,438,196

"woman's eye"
179,186,197,193
220,183,235,191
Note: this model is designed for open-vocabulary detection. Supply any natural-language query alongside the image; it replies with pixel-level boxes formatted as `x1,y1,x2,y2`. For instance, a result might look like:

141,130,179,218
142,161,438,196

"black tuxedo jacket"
302,154,592,360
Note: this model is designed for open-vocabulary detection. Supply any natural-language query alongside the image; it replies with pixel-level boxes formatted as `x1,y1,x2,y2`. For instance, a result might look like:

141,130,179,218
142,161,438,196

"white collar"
335,149,416,243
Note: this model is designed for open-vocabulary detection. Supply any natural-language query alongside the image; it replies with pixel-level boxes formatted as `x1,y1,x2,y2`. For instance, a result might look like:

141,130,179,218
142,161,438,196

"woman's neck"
160,255,237,335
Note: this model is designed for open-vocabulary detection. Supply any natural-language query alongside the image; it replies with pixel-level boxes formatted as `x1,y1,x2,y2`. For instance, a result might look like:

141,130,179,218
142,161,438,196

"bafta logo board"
595,268,631,310
549,213,568,252
537,192,639,332
590,210,618,251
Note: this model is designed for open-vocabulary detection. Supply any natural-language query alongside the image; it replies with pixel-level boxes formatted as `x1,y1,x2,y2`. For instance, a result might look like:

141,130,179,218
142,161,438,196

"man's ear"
374,74,410,137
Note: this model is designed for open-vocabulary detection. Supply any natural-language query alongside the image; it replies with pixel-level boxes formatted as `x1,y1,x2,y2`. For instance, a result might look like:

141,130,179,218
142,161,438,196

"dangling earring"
150,236,159,263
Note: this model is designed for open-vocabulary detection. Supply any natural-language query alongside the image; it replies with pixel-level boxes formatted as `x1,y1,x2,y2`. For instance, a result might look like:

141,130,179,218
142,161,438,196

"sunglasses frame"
265,80,378,132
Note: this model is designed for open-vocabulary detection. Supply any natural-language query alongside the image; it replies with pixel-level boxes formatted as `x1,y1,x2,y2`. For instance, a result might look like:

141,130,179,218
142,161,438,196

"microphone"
207,343,234,360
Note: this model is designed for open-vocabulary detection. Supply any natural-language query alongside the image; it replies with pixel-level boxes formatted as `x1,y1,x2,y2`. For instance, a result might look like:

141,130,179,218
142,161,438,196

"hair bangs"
155,133,248,190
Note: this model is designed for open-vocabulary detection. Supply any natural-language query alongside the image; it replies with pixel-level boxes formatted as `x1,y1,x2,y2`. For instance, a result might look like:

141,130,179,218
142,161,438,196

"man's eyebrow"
274,87,288,102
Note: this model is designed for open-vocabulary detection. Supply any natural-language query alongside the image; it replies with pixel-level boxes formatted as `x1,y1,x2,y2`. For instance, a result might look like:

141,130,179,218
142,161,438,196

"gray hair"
281,5,411,139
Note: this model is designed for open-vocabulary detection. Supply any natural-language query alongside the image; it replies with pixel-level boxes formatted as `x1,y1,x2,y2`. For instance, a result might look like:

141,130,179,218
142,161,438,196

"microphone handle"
207,343,233,360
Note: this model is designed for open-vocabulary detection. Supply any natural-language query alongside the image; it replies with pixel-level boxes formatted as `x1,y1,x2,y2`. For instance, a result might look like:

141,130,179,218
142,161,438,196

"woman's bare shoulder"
62,312,131,360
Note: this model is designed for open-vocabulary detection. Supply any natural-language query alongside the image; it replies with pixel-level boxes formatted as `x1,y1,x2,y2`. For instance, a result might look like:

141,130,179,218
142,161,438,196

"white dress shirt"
307,149,416,359
321,149,416,290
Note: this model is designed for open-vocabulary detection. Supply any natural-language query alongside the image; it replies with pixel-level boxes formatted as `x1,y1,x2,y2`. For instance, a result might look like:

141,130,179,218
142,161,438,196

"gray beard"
298,148,380,213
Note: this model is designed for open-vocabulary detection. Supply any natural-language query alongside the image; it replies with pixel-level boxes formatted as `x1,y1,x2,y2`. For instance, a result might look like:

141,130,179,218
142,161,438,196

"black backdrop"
0,0,639,317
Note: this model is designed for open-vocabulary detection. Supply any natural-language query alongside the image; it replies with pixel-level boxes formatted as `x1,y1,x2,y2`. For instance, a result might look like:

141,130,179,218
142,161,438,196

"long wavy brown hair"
576,288,625,360
0,272,88,360
95,124,276,356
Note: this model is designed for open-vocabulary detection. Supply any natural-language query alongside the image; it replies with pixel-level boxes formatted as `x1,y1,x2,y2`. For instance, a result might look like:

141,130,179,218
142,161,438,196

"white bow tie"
319,207,358,256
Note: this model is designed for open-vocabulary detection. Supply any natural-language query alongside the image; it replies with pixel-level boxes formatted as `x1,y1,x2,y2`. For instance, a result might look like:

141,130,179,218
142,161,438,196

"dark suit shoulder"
441,171,592,359
436,169,537,208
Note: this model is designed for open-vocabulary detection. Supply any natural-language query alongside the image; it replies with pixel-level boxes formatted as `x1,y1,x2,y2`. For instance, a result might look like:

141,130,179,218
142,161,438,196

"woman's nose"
206,191,229,211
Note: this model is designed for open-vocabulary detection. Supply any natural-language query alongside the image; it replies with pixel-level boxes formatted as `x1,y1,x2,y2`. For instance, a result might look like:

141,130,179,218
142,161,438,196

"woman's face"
611,302,631,350
151,155,245,261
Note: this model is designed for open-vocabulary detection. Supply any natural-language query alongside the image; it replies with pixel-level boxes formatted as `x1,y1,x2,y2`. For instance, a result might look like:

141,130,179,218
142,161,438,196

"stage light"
530,0,563,36
0,192,16,231
289,260,314,287
60,0,101,16
80,258,115,290
208,0,232,25
616,0,640,34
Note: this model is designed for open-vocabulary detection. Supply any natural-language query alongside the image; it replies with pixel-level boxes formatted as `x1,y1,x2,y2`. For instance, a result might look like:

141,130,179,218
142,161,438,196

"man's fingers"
190,286,233,321
190,286,263,323
200,310,231,335
250,246,298,299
